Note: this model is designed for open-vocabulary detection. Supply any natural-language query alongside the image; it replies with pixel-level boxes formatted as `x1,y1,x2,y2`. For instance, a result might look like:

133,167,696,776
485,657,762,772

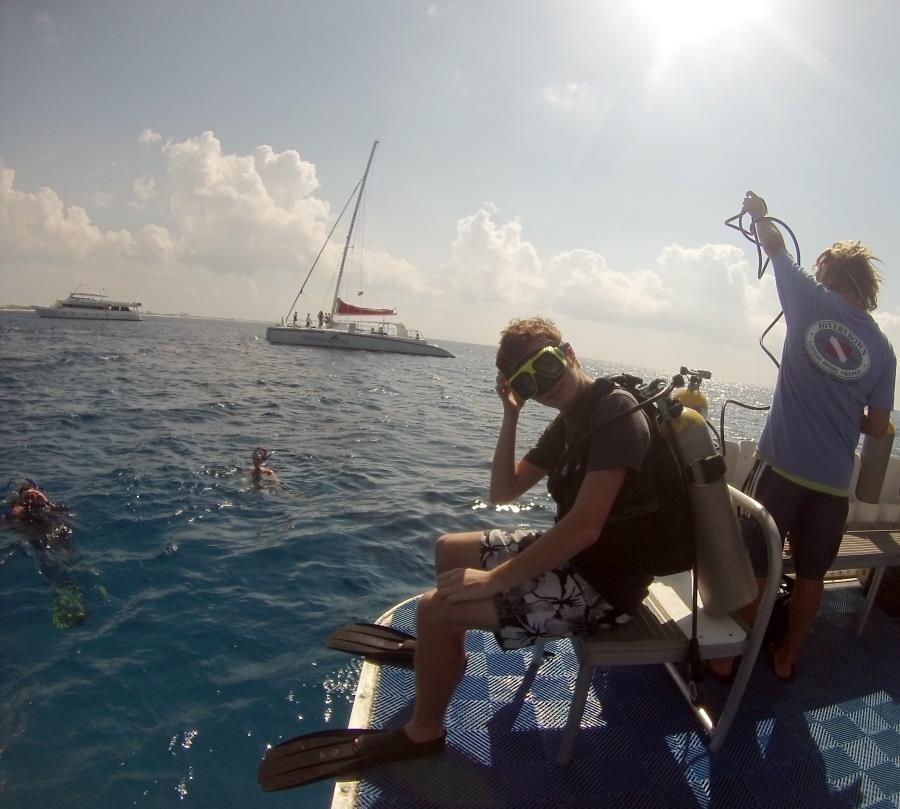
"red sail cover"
335,297,396,316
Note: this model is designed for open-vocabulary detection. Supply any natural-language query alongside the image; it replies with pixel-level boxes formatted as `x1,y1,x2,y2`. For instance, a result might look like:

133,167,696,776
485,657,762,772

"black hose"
717,207,804,452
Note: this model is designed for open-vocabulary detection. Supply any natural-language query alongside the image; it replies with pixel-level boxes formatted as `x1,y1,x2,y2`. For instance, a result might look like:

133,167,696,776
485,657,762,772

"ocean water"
0,311,773,809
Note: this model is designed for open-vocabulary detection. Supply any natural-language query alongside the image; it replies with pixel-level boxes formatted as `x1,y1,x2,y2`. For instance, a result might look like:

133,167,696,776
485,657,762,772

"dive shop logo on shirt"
804,320,870,380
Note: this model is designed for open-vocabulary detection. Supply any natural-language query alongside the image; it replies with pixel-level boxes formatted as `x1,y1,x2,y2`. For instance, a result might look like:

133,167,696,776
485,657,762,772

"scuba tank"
672,367,710,420
856,421,895,504
658,391,757,616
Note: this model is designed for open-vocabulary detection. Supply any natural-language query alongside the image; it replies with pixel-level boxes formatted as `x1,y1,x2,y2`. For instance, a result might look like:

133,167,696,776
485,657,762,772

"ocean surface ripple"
0,312,774,808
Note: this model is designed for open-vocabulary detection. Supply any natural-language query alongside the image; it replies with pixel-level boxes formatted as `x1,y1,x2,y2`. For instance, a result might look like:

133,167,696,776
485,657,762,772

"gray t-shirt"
525,386,655,521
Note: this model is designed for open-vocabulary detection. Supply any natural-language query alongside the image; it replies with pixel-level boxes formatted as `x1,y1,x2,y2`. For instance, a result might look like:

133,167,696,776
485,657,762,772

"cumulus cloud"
445,206,544,304
0,131,430,300
539,82,589,110
161,131,334,274
873,309,900,349
444,205,779,350
138,128,161,145
552,249,670,318
134,224,175,262
0,167,139,262
130,174,156,209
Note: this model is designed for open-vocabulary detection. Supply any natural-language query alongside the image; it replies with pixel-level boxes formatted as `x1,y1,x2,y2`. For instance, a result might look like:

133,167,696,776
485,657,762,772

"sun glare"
636,0,764,60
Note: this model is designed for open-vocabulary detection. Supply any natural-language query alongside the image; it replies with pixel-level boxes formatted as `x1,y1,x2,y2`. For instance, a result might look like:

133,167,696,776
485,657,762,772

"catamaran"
265,141,453,358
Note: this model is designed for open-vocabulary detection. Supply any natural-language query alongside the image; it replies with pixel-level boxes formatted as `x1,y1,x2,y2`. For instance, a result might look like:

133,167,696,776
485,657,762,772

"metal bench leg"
558,664,593,765
856,567,886,635
530,638,546,668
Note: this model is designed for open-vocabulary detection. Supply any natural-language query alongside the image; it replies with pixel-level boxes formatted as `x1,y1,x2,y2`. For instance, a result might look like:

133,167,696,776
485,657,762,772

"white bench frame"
784,529,900,634
544,485,782,764
724,439,900,634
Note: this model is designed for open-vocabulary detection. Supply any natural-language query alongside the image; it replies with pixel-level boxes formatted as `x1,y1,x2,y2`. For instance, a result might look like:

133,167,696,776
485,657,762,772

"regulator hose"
718,206,804,450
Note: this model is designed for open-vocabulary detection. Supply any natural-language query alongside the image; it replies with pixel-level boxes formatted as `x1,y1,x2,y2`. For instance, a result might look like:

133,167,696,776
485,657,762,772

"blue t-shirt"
757,248,896,494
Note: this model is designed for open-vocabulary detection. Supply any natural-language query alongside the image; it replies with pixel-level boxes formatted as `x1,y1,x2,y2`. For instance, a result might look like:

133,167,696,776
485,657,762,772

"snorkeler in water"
3,480,72,553
4,480,68,530
2,480,87,628
250,448,278,482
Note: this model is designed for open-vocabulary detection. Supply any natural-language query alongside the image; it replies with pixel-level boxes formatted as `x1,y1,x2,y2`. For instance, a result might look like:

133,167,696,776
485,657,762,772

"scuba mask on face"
507,345,568,401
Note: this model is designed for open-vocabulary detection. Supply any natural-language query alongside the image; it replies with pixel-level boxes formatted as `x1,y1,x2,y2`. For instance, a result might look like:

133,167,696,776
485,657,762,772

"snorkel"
252,447,273,473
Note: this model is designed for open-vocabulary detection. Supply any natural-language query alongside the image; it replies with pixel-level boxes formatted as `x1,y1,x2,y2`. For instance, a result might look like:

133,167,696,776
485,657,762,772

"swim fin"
256,726,444,791
325,622,416,668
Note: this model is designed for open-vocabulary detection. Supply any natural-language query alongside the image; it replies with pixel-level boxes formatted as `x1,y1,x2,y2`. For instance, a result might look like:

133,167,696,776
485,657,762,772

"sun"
635,0,765,57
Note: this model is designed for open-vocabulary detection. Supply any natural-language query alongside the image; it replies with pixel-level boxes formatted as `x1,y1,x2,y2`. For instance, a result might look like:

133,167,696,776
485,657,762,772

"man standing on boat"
258,317,690,789
712,192,896,683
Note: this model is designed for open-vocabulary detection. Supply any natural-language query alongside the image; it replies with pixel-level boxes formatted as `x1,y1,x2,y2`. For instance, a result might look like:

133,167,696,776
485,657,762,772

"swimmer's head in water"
15,482,50,512
252,447,269,466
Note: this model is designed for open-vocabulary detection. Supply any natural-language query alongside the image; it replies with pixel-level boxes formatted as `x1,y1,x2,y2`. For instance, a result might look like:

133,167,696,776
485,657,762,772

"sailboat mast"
331,139,379,318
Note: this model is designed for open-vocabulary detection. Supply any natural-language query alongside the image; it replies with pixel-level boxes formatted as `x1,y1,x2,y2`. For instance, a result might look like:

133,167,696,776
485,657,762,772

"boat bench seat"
547,486,782,765
724,438,900,633
784,529,900,634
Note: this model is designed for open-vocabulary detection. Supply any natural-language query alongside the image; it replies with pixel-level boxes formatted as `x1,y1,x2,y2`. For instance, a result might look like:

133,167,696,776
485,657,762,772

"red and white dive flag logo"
804,320,870,380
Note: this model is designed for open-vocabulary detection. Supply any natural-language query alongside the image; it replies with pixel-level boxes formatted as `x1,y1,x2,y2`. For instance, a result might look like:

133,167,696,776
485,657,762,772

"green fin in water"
51,583,89,629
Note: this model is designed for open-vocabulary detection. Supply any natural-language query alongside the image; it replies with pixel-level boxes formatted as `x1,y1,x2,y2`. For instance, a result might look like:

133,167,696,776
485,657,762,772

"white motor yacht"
33,291,143,321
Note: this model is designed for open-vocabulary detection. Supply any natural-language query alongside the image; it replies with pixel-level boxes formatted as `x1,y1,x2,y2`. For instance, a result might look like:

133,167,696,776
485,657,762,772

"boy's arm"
741,191,785,258
862,406,891,438
439,467,625,602
489,381,547,504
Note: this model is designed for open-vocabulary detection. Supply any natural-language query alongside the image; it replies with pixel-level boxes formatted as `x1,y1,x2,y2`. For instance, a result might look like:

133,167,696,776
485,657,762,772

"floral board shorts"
480,528,633,651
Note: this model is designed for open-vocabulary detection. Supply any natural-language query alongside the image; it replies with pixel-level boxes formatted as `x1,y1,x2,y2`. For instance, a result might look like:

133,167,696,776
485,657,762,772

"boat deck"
335,584,900,809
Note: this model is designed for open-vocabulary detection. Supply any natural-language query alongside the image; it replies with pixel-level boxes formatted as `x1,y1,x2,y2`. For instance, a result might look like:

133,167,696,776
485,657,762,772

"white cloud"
445,206,544,304
138,128,161,145
134,224,175,262
873,310,900,350
551,249,670,318
161,131,333,274
0,133,418,292
539,82,589,110
130,174,156,209
442,206,781,355
0,167,139,262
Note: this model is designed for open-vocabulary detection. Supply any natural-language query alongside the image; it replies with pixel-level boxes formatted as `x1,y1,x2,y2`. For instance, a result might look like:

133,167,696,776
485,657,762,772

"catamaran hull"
265,326,453,358
33,306,142,321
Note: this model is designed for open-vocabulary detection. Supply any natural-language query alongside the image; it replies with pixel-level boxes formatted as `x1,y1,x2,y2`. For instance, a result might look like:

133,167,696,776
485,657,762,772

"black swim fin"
325,622,416,668
256,727,444,791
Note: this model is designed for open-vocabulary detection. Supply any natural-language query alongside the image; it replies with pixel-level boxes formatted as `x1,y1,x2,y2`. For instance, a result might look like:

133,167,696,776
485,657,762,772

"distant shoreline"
0,305,270,325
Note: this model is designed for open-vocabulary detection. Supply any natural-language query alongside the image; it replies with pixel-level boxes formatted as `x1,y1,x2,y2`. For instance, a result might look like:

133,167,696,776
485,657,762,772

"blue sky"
2,0,900,388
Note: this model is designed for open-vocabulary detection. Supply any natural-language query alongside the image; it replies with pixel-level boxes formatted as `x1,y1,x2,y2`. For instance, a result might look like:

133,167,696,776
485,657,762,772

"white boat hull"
265,326,453,357
33,306,142,321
